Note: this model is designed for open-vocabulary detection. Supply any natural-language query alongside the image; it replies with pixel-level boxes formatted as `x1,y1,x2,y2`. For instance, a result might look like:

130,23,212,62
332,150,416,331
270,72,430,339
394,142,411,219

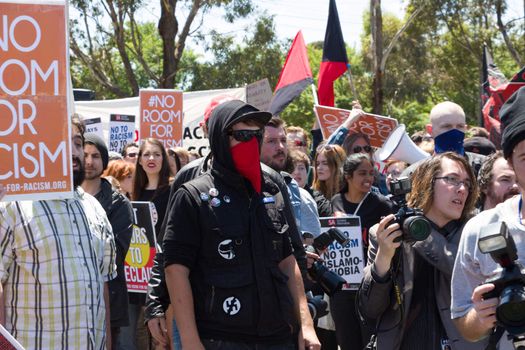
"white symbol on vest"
218,239,235,260
223,297,241,315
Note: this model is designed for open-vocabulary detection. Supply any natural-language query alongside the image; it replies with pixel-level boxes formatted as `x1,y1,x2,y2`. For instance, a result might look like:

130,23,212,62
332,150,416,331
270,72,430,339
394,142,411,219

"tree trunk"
370,0,383,114
158,0,178,88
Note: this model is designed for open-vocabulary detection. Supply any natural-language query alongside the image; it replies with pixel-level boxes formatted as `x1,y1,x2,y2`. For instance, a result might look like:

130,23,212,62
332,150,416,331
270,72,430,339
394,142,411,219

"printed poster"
139,89,183,149
108,114,135,153
319,216,364,290
84,117,104,139
314,105,398,148
0,1,72,201
125,201,157,293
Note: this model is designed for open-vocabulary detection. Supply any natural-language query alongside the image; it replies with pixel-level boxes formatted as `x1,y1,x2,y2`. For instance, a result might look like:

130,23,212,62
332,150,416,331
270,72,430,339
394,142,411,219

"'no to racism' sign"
139,89,183,149
0,1,72,201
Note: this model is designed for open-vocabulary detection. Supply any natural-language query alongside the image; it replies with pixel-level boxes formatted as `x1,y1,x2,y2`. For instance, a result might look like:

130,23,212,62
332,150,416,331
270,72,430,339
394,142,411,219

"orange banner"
0,1,72,201
139,89,183,149
314,105,398,148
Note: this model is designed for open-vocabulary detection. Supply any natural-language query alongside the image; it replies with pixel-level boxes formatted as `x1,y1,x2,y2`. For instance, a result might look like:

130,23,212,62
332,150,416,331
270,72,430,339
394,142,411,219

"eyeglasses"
228,129,264,142
126,152,137,158
353,145,372,154
435,176,472,190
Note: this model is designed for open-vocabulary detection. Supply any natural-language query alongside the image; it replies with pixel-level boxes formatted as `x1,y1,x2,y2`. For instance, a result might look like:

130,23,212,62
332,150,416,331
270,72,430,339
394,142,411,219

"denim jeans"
172,318,181,350
117,304,150,350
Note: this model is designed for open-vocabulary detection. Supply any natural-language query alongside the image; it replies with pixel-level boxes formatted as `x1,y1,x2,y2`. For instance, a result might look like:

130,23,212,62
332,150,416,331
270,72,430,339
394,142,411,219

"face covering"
230,137,262,193
434,129,465,155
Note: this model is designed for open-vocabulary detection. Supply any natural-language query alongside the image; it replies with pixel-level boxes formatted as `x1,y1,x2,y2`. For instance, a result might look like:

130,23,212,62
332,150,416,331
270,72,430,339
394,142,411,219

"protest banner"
314,105,398,148
139,89,183,149
0,1,72,201
108,114,135,153
319,216,364,290
84,117,104,139
246,78,272,112
125,201,157,293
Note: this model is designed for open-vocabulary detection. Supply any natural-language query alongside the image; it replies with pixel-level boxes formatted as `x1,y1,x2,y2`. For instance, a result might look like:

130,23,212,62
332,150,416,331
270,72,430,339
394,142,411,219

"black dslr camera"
389,177,431,243
480,222,525,338
304,228,349,296
306,291,329,321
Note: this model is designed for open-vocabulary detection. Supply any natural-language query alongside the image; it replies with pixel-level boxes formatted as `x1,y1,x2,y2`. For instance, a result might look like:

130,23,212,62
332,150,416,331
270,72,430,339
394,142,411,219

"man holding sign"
0,118,117,350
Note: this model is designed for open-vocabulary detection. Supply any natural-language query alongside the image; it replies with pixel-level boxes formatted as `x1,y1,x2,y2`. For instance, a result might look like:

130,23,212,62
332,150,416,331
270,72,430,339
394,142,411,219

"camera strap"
352,192,370,216
485,326,504,350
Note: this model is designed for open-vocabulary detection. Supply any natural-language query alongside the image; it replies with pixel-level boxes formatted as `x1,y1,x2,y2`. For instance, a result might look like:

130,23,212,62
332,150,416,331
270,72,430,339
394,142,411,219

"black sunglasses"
228,129,264,142
353,145,372,154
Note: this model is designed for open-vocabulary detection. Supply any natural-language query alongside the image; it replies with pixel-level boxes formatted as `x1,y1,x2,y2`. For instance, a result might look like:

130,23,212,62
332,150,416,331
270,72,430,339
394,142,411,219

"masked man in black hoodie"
163,100,319,350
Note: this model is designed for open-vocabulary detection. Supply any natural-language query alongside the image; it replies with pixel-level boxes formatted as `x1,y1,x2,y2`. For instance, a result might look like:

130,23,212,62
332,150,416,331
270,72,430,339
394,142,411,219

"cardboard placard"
139,89,183,149
246,78,272,112
125,201,157,294
314,105,398,148
108,114,135,153
319,216,364,290
0,1,72,201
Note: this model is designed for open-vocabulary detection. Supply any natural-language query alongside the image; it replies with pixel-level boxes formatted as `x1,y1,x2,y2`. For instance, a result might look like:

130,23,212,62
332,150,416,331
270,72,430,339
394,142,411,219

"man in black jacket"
163,100,319,349
82,133,134,349
145,103,307,348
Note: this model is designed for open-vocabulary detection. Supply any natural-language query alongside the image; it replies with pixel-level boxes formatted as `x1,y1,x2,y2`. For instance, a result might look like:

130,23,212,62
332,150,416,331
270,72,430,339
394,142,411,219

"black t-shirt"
331,191,394,249
138,186,170,242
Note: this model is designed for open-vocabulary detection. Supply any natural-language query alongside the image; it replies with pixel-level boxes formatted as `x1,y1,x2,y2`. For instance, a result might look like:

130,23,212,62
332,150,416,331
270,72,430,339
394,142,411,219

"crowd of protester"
1,87,525,350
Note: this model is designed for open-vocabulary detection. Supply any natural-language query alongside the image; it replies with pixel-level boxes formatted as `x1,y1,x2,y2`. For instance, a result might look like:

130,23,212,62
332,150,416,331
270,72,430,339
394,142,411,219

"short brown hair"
286,150,311,174
267,116,286,129
478,151,504,206
407,152,479,221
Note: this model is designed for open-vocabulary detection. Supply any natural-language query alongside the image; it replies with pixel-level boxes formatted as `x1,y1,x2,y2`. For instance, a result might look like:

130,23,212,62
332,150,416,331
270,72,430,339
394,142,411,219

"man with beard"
163,100,319,349
260,117,321,236
477,150,519,211
82,133,134,349
0,116,117,350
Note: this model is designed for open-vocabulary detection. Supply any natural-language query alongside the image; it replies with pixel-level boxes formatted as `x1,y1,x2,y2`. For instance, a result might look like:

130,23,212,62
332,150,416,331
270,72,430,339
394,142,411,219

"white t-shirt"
451,195,525,350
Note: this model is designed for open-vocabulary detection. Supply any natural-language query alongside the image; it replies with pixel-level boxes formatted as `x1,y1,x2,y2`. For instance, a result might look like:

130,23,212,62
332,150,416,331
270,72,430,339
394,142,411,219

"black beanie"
84,133,109,170
501,86,525,159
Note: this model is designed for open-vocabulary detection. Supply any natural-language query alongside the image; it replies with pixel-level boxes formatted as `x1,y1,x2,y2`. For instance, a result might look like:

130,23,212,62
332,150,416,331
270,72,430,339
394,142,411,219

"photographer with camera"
451,87,525,350
358,152,480,350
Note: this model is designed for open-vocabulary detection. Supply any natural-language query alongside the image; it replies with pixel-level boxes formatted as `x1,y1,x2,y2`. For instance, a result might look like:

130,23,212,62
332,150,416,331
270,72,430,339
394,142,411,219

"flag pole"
311,83,319,105
346,64,359,102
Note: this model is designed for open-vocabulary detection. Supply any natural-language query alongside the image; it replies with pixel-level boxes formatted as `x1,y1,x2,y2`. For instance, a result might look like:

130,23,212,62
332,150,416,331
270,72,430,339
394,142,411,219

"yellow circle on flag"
125,225,150,268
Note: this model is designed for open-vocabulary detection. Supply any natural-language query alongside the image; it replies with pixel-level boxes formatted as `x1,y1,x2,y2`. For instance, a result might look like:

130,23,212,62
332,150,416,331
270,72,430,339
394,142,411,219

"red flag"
482,65,525,147
268,31,313,116
317,0,348,107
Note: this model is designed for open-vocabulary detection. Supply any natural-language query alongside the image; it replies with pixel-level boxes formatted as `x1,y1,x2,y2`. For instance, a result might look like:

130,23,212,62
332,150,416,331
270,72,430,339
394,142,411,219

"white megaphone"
377,124,430,164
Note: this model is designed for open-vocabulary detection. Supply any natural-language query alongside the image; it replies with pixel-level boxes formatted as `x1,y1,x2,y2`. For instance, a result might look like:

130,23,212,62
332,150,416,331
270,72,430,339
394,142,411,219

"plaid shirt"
0,188,117,350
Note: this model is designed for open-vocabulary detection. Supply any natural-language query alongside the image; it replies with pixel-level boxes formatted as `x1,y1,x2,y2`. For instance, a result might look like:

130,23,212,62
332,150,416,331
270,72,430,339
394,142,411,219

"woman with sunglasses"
118,138,172,350
329,153,394,350
311,143,346,217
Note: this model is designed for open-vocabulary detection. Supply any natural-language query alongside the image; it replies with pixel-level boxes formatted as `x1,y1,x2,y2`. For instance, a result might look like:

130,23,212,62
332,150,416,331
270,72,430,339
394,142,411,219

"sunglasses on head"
292,140,307,147
353,145,372,154
228,129,264,142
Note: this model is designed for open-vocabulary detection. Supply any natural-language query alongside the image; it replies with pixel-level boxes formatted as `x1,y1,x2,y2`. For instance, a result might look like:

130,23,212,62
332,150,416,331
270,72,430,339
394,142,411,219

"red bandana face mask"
230,137,262,193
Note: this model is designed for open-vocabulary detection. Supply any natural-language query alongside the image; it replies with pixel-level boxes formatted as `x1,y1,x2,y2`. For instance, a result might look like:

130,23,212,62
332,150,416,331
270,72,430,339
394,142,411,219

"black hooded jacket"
162,101,298,342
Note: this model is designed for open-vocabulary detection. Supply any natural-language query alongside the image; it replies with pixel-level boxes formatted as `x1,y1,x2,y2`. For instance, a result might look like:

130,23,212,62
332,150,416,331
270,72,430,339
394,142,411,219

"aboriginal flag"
268,31,313,116
317,0,348,107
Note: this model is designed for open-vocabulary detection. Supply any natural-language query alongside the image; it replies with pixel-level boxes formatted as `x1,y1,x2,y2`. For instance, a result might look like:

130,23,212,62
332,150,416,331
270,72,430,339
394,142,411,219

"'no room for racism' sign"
139,89,183,149
0,1,72,201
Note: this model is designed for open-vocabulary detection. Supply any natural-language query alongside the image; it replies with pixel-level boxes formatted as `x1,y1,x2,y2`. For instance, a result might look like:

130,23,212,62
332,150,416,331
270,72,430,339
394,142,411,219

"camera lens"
404,216,431,241
497,284,525,335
